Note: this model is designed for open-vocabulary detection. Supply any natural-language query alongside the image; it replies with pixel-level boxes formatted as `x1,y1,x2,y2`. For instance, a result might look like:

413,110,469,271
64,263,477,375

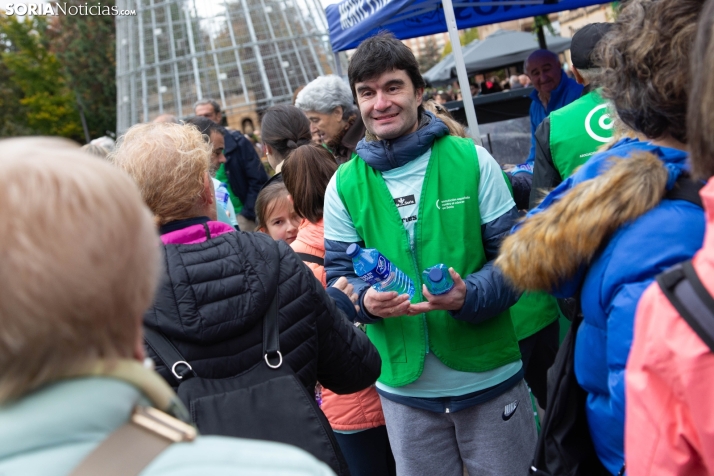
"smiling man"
323,33,537,475
523,49,583,167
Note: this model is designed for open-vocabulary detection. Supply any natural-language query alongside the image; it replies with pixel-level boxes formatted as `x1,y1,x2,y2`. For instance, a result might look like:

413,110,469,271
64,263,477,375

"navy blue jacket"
223,130,268,221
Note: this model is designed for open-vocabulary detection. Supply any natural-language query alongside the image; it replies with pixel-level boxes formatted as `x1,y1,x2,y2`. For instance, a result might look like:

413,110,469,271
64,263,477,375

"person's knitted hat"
570,23,613,70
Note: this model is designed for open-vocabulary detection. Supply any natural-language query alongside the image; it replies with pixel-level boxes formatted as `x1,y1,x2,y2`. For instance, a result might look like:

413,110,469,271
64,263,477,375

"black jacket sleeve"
237,134,268,221
224,131,268,221
324,238,384,324
283,243,381,394
529,118,562,210
325,286,358,322
450,207,521,324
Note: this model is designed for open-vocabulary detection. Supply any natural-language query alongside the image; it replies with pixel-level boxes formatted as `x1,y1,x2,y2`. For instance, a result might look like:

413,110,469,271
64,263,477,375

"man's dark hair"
184,116,224,141
348,32,425,99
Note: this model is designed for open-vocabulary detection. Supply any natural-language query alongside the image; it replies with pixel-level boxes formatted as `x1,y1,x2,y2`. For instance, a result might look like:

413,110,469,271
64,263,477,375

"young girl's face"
262,196,300,244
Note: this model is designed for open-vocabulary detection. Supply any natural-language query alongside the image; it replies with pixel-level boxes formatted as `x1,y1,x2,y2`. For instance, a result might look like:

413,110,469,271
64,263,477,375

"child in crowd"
283,144,396,476
255,180,300,244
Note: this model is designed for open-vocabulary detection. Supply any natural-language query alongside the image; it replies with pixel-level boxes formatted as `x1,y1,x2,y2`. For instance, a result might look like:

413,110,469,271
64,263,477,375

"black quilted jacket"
144,229,381,394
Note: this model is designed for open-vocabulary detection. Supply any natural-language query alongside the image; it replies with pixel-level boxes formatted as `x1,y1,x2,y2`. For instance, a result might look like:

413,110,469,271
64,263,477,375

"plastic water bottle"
422,264,455,295
346,243,415,299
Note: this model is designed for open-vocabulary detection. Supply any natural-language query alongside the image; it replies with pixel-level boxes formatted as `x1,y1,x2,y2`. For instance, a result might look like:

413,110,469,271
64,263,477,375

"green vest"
215,164,243,213
336,135,520,387
499,172,560,340
509,291,560,340
550,90,614,179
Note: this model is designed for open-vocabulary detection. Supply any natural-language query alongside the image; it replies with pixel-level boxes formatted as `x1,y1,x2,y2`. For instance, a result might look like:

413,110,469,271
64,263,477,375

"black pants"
518,319,560,409
333,425,396,476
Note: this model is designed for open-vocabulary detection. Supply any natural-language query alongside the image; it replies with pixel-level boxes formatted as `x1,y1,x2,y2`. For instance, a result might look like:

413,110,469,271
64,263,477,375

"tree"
441,28,478,58
0,47,31,137
0,14,82,139
418,36,441,73
49,0,117,139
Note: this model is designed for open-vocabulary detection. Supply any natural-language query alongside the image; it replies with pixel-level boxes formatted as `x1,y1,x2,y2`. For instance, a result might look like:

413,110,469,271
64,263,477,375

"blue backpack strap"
656,260,714,353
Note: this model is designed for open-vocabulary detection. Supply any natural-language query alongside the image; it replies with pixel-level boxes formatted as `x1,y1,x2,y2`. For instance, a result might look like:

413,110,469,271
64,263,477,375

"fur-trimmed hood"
497,139,688,293
496,137,703,474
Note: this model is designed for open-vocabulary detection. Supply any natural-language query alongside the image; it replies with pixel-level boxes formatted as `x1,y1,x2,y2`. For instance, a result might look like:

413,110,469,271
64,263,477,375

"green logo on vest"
585,103,614,143
435,196,471,210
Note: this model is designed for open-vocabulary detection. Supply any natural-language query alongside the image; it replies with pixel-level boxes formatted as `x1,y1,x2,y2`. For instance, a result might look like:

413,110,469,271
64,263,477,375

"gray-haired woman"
296,75,365,163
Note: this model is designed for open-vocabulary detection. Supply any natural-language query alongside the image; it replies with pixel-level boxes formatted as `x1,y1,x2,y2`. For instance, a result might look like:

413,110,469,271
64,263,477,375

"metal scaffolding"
116,0,333,132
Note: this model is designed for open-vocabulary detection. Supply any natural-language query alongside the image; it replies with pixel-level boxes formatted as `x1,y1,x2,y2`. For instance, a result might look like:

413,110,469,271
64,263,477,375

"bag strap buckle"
264,351,283,369
171,361,193,380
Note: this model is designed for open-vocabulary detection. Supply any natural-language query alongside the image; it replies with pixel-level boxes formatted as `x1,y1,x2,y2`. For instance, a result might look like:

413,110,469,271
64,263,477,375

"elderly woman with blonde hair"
111,122,381,475
0,137,336,475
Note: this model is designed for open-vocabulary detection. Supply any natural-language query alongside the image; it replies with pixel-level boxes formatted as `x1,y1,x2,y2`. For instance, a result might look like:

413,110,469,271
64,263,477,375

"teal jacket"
0,362,334,476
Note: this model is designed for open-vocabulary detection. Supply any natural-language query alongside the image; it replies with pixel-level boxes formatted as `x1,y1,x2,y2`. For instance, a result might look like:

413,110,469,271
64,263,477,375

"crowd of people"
2,0,714,475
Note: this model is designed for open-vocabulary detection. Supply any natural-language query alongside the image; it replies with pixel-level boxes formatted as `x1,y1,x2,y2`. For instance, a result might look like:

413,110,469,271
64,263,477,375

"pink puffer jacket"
625,178,714,476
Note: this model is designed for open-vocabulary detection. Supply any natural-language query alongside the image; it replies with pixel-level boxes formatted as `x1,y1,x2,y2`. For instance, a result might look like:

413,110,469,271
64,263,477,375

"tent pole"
441,0,481,145
334,51,343,77
537,25,548,49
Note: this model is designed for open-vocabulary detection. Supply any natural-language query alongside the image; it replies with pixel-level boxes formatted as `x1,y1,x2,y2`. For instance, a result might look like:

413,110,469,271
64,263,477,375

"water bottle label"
375,256,391,281
359,271,379,285
215,185,230,206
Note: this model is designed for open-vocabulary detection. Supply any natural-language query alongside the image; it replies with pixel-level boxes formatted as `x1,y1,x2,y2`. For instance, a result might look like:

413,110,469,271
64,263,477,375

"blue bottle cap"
346,243,361,258
428,267,444,283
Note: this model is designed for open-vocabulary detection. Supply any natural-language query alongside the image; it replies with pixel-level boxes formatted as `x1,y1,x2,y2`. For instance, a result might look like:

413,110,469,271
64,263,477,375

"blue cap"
346,243,361,258
428,267,444,283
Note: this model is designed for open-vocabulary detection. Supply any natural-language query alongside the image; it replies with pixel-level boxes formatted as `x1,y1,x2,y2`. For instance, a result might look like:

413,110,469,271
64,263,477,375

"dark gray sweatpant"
379,380,537,476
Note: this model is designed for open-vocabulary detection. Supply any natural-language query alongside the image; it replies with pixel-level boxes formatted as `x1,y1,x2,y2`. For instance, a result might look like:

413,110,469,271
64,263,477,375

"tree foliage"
418,36,442,73
441,28,479,58
0,14,82,139
49,0,117,140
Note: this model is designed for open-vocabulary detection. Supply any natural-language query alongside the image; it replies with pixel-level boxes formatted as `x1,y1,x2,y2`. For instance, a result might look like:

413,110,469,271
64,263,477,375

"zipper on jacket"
407,220,429,356
385,140,398,169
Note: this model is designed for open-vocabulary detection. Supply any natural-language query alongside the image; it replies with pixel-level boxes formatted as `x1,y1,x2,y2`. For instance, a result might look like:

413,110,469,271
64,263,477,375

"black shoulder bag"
144,265,348,475
529,309,610,476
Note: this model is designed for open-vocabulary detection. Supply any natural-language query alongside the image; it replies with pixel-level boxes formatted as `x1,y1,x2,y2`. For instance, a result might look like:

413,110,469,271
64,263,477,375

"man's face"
355,69,423,141
306,107,345,144
526,56,561,95
208,131,226,177
195,104,222,124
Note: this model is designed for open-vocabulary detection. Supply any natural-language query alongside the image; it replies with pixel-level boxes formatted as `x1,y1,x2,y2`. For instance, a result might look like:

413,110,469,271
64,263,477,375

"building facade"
115,0,333,132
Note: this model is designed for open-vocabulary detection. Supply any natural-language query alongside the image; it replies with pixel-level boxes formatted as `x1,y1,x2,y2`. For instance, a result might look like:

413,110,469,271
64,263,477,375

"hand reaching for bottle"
332,277,360,313
363,287,411,318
